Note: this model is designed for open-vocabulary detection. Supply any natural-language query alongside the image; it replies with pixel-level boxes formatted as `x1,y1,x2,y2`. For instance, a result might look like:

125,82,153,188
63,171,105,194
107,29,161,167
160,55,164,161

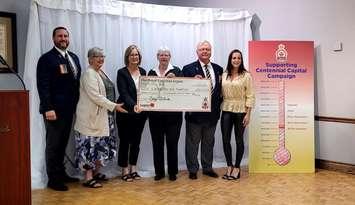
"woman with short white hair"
148,46,183,181
74,47,127,188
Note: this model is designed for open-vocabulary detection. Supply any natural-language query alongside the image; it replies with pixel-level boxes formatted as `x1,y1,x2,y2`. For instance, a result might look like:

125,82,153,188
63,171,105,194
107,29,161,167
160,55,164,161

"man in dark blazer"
182,40,223,180
36,27,81,191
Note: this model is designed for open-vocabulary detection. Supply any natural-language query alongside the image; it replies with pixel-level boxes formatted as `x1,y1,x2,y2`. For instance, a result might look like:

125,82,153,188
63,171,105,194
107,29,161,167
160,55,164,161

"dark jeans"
117,113,147,167
44,114,73,182
149,114,182,176
220,111,246,168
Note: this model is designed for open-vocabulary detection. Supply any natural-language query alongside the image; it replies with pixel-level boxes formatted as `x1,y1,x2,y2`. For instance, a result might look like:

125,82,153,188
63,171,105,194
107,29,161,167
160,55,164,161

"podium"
0,91,31,205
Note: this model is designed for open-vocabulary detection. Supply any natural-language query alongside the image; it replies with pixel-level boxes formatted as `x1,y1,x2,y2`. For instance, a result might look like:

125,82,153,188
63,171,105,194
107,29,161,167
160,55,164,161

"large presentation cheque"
138,77,211,112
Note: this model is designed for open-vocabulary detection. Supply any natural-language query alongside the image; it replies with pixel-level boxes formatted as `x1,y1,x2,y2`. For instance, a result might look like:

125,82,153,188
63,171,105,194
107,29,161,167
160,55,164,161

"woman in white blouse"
220,49,255,180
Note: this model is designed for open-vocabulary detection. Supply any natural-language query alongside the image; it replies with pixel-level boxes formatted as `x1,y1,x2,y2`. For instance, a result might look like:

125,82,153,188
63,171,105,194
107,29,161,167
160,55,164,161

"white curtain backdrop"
24,0,252,189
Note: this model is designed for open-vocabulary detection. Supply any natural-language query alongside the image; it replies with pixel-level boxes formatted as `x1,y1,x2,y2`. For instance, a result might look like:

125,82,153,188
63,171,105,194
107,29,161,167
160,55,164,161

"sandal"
121,174,133,182
228,168,240,180
82,179,102,188
222,167,232,180
93,173,108,181
130,172,141,180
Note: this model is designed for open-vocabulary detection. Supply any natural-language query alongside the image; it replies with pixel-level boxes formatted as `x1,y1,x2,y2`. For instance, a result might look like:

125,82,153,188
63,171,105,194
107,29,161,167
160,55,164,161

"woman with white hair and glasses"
148,47,183,181
74,47,127,188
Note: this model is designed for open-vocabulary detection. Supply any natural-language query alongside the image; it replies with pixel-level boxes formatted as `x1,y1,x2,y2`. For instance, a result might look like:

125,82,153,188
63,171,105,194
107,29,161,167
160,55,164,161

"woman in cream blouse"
221,49,255,180
74,47,127,188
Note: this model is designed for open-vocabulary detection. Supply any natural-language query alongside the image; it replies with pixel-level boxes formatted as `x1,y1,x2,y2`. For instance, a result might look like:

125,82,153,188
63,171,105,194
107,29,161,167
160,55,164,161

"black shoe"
203,170,219,178
62,174,80,183
169,175,177,181
189,172,197,180
154,175,165,181
47,181,68,191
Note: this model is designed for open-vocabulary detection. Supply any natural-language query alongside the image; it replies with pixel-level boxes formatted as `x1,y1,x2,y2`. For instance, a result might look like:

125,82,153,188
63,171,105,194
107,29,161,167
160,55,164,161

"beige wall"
0,0,31,89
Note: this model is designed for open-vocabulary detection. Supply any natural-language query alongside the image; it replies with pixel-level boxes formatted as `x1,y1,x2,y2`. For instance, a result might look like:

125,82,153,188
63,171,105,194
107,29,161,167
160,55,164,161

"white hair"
87,47,104,58
157,46,171,55
196,40,211,51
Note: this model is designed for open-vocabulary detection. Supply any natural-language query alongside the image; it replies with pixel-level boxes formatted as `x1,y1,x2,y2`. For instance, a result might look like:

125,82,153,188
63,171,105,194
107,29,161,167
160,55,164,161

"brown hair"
52,26,69,37
124,45,142,66
226,49,246,76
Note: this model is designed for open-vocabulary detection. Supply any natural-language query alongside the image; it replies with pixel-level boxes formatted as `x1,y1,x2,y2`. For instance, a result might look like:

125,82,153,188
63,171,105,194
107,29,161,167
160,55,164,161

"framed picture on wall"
0,12,17,73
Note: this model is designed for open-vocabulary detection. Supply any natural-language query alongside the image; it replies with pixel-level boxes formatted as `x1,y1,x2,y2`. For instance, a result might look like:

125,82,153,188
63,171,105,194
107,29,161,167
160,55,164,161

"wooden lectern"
0,91,31,205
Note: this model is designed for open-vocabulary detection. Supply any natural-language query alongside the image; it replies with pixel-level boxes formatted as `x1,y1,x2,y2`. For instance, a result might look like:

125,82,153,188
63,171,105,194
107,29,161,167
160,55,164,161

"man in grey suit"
182,41,223,179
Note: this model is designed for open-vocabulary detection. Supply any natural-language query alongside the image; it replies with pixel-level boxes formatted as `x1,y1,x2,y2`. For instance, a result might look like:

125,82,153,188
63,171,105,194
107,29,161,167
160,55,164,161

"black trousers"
220,111,246,168
149,114,182,176
117,113,147,167
44,114,73,182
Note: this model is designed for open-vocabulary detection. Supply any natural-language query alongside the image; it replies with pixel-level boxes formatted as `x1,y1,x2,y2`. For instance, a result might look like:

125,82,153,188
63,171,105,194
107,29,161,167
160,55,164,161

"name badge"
59,64,68,74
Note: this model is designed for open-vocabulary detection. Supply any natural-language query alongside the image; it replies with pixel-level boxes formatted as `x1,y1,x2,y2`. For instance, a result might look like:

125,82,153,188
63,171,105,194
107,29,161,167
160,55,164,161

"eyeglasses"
93,55,105,58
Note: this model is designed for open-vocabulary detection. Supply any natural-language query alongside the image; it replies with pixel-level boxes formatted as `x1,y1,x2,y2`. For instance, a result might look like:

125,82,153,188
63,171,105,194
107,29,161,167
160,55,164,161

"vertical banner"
249,41,314,173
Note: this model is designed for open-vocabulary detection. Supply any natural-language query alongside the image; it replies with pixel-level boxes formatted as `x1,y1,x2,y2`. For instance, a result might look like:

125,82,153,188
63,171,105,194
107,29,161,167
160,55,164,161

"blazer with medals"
37,47,81,117
182,60,223,124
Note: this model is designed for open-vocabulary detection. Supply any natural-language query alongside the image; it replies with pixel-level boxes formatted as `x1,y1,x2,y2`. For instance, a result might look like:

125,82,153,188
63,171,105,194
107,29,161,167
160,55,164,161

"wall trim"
315,115,355,124
316,159,355,174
